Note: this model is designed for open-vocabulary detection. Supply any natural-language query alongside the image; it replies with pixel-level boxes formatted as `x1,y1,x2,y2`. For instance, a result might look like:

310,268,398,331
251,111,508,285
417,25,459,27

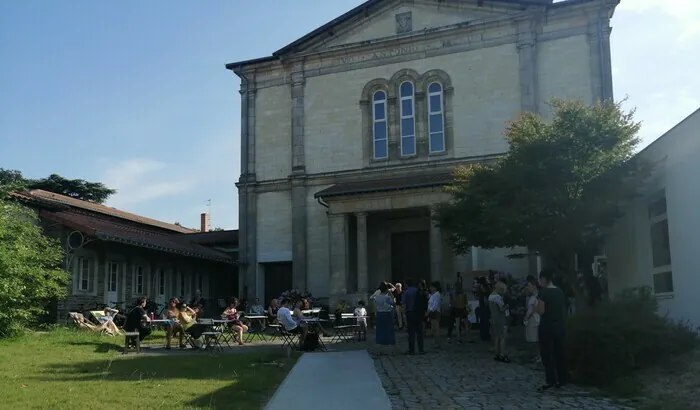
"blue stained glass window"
373,91,386,101
429,94,441,112
401,99,413,116
374,139,387,159
429,114,443,133
401,136,416,156
430,133,445,153
428,82,442,94
374,102,385,120
373,122,386,140
400,82,413,97
401,118,415,136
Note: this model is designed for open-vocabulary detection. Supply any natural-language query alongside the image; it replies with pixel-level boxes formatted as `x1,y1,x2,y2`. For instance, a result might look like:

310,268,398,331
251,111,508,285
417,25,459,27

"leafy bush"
566,286,698,386
0,197,69,338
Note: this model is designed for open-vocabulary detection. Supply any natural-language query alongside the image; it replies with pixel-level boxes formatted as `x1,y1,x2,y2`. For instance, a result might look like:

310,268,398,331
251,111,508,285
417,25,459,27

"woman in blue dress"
374,282,396,355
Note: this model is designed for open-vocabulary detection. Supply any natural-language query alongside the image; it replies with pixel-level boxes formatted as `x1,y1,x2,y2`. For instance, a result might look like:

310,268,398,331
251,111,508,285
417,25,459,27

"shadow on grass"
35,351,299,409
68,341,123,353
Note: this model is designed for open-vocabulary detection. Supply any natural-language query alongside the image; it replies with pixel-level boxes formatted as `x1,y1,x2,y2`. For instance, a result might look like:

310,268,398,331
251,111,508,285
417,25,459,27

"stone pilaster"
588,14,614,102
329,213,348,297
290,66,308,291
237,76,258,301
516,15,540,113
356,212,369,295
429,208,442,283
291,179,307,291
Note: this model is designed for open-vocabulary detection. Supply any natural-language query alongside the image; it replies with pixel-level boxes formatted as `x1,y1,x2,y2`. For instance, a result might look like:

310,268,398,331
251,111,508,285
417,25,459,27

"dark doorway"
263,262,293,303
391,231,430,285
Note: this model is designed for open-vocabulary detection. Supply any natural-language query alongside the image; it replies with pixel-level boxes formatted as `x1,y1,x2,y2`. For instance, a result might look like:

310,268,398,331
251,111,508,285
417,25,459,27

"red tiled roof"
40,209,234,264
314,173,454,199
13,190,198,233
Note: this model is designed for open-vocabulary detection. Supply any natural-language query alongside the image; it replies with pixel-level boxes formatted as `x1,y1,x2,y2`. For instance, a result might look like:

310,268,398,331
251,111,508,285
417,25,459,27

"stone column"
329,213,348,297
356,212,369,295
429,208,442,282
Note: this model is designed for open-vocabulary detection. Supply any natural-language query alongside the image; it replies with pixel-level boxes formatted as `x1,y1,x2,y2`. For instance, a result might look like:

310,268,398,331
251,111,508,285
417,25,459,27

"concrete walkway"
265,350,391,410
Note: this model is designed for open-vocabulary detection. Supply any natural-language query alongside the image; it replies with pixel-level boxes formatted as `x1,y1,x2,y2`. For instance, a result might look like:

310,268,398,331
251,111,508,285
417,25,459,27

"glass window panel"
430,132,445,152
652,271,674,293
374,140,387,159
373,121,386,140
401,99,413,116
401,118,415,136
373,91,386,101
648,195,667,218
429,94,442,113
401,136,416,156
374,102,385,120
429,114,443,133
650,219,672,267
400,82,413,97
428,83,442,94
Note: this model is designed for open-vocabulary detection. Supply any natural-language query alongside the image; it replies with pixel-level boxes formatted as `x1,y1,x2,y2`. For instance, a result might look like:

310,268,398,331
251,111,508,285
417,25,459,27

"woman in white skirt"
524,276,541,363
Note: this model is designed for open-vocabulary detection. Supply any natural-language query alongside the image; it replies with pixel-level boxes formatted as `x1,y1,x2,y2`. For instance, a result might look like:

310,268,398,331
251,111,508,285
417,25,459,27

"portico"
317,173,452,303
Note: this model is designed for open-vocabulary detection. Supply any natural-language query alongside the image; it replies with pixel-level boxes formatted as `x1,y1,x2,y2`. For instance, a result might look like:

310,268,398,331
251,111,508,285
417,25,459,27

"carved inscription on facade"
338,34,485,66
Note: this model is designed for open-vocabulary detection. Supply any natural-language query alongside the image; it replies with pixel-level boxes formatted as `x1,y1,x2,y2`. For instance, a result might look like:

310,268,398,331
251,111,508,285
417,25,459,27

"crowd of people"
365,269,570,391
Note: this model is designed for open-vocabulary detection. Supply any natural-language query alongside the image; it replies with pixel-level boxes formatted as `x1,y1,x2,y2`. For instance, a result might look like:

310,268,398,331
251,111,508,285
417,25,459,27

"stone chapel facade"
226,0,616,304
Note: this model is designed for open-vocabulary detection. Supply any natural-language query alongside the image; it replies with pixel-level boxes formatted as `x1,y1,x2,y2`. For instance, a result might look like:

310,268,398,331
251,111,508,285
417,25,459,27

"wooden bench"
123,331,141,354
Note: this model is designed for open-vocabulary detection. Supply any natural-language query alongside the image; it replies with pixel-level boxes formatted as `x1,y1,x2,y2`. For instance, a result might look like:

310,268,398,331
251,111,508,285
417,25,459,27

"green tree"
211,227,225,232
0,193,69,337
0,169,116,204
436,100,652,300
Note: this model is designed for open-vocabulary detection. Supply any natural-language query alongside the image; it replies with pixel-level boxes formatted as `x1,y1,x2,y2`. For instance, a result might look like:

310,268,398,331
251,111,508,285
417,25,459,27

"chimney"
200,213,210,232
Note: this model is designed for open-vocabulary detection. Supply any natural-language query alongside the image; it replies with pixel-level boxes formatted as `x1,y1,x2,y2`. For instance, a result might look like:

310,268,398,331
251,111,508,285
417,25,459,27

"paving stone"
371,336,633,410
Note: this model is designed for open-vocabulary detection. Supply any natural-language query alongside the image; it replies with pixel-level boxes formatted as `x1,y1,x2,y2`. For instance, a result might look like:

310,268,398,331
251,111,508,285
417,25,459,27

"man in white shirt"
427,281,442,348
277,298,304,337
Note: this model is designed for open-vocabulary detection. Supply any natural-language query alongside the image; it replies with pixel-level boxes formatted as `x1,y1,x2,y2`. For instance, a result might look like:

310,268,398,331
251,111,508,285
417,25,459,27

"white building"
226,0,617,304
606,108,700,327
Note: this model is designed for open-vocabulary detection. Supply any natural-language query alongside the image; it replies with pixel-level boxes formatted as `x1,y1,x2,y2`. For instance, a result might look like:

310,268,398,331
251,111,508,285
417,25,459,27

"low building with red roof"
10,189,239,319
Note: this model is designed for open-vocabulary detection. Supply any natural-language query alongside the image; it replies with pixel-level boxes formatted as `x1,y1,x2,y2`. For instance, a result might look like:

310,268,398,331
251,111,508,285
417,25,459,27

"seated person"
124,297,152,343
189,289,206,315
177,302,206,349
249,298,265,315
277,298,305,341
267,299,279,324
163,297,184,349
222,298,247,345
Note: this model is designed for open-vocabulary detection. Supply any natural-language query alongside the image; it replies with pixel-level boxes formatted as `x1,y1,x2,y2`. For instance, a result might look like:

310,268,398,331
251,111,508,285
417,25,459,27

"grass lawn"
0,328,298,409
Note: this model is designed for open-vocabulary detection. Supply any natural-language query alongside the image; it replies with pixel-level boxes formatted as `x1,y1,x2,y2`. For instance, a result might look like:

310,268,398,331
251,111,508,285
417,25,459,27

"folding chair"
270,324,296,349
198,319,223,352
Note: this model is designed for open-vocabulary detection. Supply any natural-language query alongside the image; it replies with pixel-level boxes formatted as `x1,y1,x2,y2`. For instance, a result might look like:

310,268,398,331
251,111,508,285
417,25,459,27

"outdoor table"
146,319,173,348
244,315,268,343
332,315,365,343
212,319,236,347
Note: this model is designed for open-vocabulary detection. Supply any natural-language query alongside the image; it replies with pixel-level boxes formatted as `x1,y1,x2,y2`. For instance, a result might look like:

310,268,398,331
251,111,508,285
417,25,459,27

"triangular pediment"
275,0,533,56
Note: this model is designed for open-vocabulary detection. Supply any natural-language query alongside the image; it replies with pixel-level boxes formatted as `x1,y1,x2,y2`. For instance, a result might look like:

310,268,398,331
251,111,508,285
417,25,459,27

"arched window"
372,90,388,159
399,81,416,156
428,82,445,153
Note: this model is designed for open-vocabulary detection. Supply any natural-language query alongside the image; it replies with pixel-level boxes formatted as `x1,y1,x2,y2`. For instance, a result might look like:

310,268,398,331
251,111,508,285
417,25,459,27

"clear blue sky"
1,0,697,229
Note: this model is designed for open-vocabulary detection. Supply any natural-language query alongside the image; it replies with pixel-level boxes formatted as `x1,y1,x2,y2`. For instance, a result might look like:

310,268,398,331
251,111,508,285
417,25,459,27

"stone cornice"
246,152,505,193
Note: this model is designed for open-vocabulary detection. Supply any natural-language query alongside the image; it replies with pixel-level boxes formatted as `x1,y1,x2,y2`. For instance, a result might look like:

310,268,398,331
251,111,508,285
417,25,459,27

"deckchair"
69,312,122,336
